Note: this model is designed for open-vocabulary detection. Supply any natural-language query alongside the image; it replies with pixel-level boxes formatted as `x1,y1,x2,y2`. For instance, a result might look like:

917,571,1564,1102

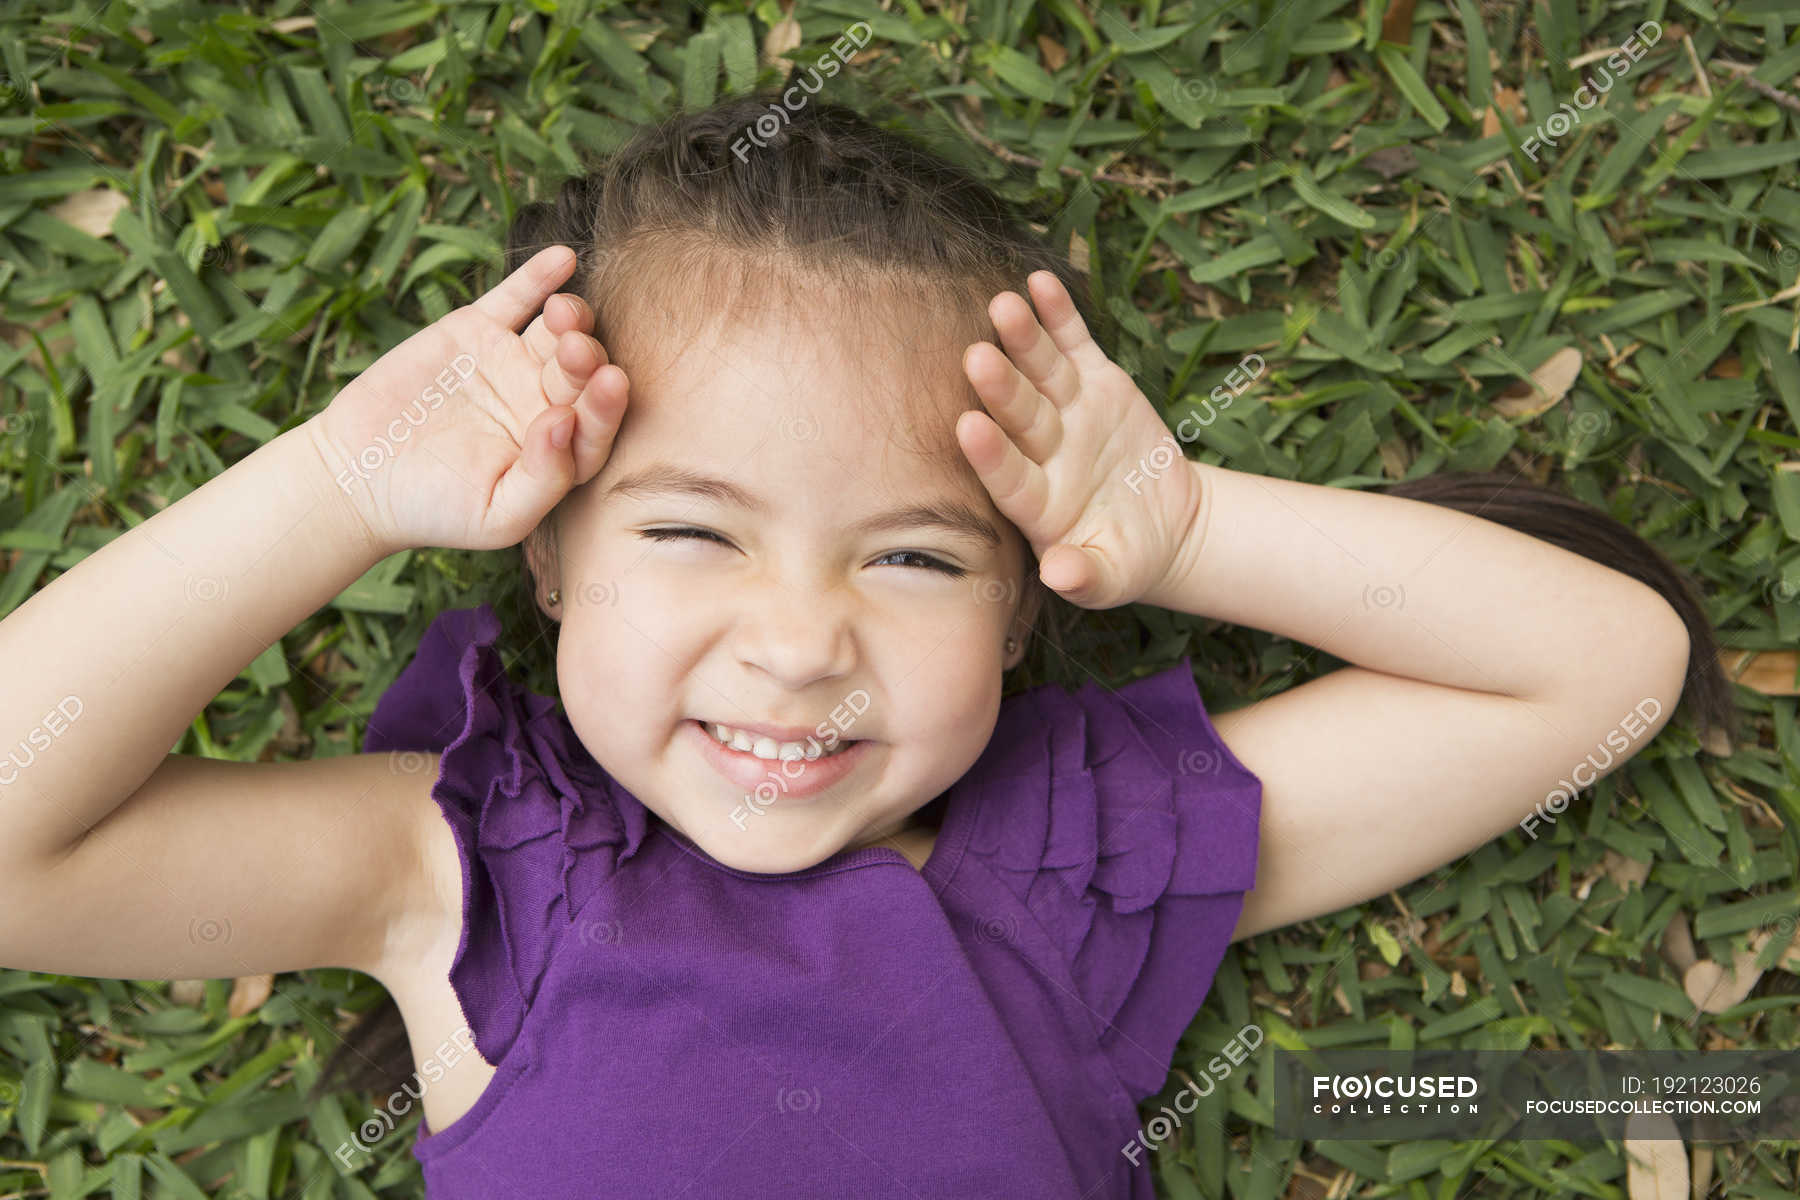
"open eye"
637,529,966,576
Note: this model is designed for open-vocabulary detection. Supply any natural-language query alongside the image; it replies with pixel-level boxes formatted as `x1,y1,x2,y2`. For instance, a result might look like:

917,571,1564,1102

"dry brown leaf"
46,188,129,238
611,21,659,53
1379,0,1417,46
1377,437,1412,479
1691,1144,1713,1200
1624,1109,1686,1200
1724,650,1799,696
1492,84,1527,123
1746,925,1790,965
1068,230,1090,274
1493,347,1584,417
1602,850,1651,891
228,973,275,1019
1362,147,1416,179
1036,34,1067,73
761,14,802,67
1746,921,1800,974
1683,944,1762,1014
1282,1166,1333,1200
169,979,207,1006
1781,936,1800,975
1660,911,1698,972
1481,106,1501,139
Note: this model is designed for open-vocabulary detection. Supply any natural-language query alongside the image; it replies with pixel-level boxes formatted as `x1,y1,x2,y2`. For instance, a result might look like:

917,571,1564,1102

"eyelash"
637,527,967,577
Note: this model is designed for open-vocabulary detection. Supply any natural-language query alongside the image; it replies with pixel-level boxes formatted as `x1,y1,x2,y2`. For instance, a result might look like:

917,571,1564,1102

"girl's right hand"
305,245,628,555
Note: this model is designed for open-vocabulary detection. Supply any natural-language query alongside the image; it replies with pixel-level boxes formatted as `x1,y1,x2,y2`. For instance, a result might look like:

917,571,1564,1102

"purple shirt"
361,604,1262,1198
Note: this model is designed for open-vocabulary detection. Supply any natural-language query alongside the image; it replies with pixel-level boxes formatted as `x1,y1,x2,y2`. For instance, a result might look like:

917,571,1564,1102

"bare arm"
0,247,625,983
943,268,1691,942
0,425,383,863
1136,462,1691,941
0,751,446,980
0,425,439,979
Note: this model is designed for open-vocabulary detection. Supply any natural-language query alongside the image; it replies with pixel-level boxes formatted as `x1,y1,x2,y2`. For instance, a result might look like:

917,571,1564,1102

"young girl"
0,93,1734,1197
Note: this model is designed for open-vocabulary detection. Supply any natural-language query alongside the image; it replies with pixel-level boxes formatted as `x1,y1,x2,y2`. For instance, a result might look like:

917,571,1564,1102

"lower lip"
687,720,870,799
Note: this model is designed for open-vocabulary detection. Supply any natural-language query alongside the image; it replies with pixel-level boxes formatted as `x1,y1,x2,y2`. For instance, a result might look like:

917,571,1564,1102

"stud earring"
1005,637,1017,654
547,589,560,606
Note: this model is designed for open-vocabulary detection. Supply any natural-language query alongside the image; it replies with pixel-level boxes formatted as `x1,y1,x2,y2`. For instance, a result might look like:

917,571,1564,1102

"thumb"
1039,543,1106,604
485,404,577,544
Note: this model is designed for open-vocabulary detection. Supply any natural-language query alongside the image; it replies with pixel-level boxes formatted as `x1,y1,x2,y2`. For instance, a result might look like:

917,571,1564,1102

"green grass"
3,0,1800,1196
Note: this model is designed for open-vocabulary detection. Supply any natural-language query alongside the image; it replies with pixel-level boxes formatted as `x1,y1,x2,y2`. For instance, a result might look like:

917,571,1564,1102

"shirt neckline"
649,784,974,891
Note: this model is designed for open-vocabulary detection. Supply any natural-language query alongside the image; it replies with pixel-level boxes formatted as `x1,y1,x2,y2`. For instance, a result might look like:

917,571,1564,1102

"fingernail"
551,413,574,448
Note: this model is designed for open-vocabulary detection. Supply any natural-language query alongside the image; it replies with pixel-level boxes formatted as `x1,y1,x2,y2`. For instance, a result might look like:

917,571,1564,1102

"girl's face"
538,299,1037,874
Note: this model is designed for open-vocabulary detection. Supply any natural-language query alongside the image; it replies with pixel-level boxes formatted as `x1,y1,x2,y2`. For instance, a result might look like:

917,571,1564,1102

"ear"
523,520,562,621
1007,575,1047,670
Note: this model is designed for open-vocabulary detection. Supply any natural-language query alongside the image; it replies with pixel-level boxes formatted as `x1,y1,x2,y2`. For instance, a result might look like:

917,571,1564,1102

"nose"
729,570,857,689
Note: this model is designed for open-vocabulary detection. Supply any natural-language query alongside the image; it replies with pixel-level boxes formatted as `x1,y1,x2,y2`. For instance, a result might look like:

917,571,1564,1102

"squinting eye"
637,529,966,577
638,527,729,547
872,550,966,577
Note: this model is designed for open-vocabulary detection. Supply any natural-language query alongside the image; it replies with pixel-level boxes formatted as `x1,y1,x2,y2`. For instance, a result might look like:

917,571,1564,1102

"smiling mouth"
692,720,861,762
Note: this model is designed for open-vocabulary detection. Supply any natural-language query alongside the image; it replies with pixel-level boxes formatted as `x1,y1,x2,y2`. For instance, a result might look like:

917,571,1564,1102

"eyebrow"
602,463,1003,550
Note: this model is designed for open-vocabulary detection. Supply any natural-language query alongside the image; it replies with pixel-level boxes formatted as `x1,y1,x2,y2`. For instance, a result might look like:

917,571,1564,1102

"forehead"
596,278,996,515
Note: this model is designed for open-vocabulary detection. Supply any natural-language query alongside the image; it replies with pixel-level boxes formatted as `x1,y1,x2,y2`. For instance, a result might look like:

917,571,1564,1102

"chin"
687,823,844,875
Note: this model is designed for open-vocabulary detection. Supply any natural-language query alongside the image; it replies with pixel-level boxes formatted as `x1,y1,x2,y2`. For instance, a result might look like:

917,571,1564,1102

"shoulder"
963,657,1262,894
360,604,651,1064
954,658,1264,1103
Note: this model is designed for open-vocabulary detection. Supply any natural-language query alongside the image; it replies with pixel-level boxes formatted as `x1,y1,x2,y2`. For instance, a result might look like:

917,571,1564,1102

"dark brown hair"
305,91,1737,1109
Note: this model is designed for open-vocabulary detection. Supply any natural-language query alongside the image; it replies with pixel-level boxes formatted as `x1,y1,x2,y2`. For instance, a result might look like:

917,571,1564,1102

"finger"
1024,270,1111,374
545,292,593,336
988,290,1080,408
519,305,559,363
962,342,1062,464
954,408,1049,536
473,245,577,331
541,330,605,408
487,403,579,540
521,295,599,364
568,364,630,485
1038,543,1112,606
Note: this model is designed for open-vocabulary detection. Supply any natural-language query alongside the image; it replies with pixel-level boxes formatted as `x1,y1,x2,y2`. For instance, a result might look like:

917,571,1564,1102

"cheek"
893,642,998,722
556,617,647,712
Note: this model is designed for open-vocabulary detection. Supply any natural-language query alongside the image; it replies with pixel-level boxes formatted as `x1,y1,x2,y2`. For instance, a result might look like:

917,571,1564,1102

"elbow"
1608,555,1736,746
1623,591,1699,740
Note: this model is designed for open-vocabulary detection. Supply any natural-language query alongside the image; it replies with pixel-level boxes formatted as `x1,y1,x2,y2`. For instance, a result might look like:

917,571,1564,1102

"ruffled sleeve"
961,657,1262,1104
360,603,649,1066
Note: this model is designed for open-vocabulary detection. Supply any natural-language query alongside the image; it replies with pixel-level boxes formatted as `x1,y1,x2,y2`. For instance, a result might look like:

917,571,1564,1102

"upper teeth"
706,722,851,762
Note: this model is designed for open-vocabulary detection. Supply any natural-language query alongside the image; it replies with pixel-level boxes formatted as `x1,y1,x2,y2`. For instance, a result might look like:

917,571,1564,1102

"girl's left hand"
957,270,1205,611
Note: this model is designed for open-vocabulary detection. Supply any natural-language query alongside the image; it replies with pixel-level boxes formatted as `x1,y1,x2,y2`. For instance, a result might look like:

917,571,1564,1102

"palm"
308,247,626,554
321,310,549,548
957,273,1203,611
